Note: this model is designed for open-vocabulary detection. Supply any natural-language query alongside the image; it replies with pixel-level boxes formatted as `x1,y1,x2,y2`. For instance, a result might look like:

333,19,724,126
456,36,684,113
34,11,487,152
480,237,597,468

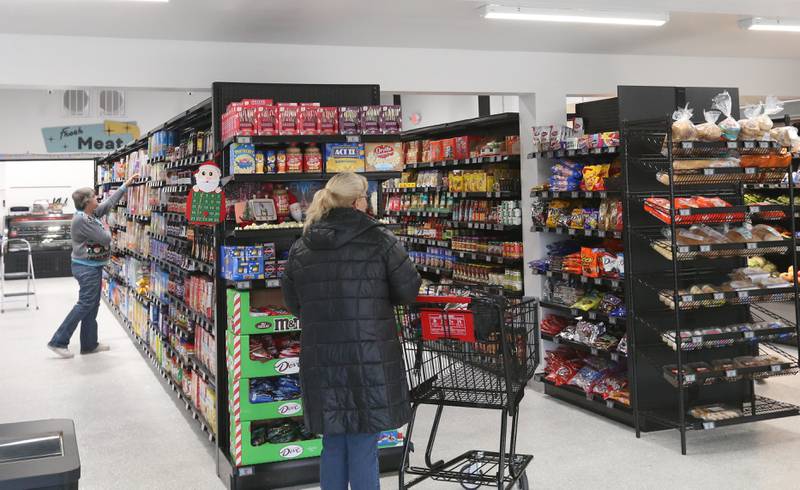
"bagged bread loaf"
760,96,783,134
695,110,722,141
671,104,697,142
738,104,765,140
712,91,740,141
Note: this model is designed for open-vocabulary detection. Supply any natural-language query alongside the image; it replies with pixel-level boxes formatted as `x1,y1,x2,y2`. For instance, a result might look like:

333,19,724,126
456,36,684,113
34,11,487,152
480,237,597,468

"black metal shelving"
621,90,800,455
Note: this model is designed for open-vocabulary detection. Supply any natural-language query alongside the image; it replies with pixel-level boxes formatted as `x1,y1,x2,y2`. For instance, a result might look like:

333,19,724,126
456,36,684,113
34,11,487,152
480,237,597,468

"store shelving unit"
210,82,405,489
620,85,800,454
383,113,525,298
97,98,221,455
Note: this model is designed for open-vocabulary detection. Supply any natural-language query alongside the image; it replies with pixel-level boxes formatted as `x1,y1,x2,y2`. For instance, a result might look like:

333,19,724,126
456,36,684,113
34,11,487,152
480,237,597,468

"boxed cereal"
324,143,365,173
365,142,403,172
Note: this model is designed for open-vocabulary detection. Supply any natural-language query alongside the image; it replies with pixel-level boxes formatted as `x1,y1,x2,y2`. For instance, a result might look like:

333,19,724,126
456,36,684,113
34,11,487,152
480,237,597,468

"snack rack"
210,82,404,489
528,100,632,426
621,110,800,455
384,113,526,299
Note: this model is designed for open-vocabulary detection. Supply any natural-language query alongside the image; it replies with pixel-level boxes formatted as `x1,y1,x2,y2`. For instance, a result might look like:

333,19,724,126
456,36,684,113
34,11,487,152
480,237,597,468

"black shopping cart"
396,285,539,489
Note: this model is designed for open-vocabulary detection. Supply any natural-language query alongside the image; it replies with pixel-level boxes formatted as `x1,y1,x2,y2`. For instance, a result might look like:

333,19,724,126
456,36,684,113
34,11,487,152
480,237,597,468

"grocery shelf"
153,210,188,222
222,133,400,148
414,264,453,277
527,146,619,160
167,292,215,334
452,250,522,265
123,213,151,223
538,299,626,325
223,171,401,185
385,209,452,218
531,269,624,291
530,189,619,199
396,235,450,247
96,180,124,187
404,154,520,170
640,232,793,261
530,225,622,239
385,187,520,199
128,177,152,187
225,278,282,290
642,396,800,431
103,298,217,443
541,333,626,361
448,221,520,232
537,375,633,426
151,151,215,169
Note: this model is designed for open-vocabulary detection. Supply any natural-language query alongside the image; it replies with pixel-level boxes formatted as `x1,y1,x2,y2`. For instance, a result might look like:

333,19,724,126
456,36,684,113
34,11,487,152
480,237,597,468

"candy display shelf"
210,81,406,489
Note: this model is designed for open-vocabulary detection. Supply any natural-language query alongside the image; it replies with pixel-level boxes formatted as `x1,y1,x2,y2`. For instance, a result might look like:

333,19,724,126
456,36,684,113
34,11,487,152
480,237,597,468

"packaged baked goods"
759,96,783,133
695,110,722,141
712,91,741,141
738,104,764,140
752,224,783,241
770,126,799,147
671,104,697,142
689,404,741,421
672,158,740,170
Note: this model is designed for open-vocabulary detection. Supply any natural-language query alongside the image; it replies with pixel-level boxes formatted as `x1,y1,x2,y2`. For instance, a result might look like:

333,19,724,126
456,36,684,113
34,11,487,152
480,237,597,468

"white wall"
0,88,209,155
3,33,800,97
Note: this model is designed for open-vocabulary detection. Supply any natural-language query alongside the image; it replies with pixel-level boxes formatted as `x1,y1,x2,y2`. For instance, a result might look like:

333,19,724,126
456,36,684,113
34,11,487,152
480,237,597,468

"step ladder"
1,238,39,313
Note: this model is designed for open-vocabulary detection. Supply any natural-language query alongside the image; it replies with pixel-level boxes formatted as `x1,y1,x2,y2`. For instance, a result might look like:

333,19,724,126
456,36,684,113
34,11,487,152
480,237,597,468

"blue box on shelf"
221,246,264,281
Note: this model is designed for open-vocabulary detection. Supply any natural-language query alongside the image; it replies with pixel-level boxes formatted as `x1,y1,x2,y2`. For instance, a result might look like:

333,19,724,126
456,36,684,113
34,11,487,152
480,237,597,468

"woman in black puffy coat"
282,172,421,490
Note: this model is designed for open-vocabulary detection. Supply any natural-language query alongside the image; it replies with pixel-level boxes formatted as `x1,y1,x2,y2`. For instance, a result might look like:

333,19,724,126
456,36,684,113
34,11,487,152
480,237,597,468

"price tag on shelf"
609,317,618,324
681,295,693,302
681,142,692,150
588,312,597,319
744,331,755,339
703,422,716,430
744,141,755,149
591,347,598,355
611,353,619,362
678,246,690,253
586,392,594,400
727,142,737,149
713,292,724,300
771,365,782,372
685,374,696,384
346,135,360,143
745,167,757,174
700,245,711,252
703,168,714,175
581,276,588,283
552,337,560,344
611,280,620,288
759,141,769,149
568,229,576,235
746,242,758,249
545,271,553,277
750,206,760,213
571,191,579,198
606,400,615,408
679,209,691,216
737,291,749,299
597,231,606,237
692,336,702,344
726,369,738,378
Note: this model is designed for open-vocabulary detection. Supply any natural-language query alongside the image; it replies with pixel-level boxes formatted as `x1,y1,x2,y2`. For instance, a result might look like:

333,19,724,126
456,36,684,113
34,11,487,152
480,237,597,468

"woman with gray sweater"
48,174,138,358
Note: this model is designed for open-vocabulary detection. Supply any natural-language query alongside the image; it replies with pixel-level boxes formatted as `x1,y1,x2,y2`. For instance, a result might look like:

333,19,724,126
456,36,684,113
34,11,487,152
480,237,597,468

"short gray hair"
72,187,95,210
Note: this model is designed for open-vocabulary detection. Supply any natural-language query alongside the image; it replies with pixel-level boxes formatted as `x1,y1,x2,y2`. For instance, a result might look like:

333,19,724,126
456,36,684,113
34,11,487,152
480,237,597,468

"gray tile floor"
2,278,800,490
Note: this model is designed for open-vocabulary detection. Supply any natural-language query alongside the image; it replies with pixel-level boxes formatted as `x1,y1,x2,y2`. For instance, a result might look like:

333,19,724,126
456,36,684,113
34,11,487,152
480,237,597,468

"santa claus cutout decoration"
186,161,226,225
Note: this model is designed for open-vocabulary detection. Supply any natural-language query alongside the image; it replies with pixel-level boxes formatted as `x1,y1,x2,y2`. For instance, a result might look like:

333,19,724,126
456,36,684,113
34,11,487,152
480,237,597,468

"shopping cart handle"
415,295,472,304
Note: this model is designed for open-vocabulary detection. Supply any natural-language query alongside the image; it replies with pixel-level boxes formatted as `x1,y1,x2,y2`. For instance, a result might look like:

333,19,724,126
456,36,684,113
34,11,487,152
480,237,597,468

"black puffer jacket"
282,207,421,435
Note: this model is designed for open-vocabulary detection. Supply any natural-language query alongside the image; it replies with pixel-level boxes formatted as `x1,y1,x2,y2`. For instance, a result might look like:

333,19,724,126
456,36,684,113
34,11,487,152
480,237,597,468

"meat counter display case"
4,213,73,278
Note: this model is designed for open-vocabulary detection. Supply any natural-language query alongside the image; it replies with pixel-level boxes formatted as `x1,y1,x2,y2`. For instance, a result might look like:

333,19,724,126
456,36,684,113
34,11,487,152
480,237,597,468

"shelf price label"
749,206,760,213
679,209,691,216
771,365,782,372
726,369,738,378
744,331,755,339
746,243,758,249
713,292,725,300
606,400,615,409
745,167,757,174
692,336,702,344
684,374,696,384
702,422,716,430
611,353,619,362
699,245,711,252
737,291,749,299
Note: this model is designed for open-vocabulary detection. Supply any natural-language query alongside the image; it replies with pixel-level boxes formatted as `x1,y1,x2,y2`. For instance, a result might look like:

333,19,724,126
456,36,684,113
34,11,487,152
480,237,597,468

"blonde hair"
304,172,369,233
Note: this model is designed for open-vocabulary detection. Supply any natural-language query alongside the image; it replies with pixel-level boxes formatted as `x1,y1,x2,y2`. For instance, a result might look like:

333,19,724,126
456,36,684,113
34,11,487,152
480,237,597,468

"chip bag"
712,91,740,141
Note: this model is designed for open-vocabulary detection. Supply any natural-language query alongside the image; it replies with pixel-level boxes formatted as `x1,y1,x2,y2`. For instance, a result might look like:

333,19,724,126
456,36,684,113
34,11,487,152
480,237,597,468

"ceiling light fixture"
740,17,800,32
483,5,669,27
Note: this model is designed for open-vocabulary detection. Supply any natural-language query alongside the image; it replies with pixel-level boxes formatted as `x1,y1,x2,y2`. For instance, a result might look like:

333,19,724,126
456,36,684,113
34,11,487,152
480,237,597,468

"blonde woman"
282,172,421,489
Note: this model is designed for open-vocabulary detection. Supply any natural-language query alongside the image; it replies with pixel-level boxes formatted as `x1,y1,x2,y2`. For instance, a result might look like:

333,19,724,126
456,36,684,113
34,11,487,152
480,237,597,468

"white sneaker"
48,345,75,359
81,343,111,355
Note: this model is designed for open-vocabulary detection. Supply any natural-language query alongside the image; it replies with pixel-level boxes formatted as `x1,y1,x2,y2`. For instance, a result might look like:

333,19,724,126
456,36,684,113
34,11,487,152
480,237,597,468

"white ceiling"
3,0,800,58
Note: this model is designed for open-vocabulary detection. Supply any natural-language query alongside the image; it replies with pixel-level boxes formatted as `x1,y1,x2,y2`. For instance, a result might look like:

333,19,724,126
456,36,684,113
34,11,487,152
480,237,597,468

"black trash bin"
0,419,80,489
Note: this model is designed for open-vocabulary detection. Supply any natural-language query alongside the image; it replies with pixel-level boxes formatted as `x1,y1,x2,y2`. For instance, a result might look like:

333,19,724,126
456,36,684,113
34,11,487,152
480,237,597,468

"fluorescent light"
483,5,668,27
741,17,800,32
